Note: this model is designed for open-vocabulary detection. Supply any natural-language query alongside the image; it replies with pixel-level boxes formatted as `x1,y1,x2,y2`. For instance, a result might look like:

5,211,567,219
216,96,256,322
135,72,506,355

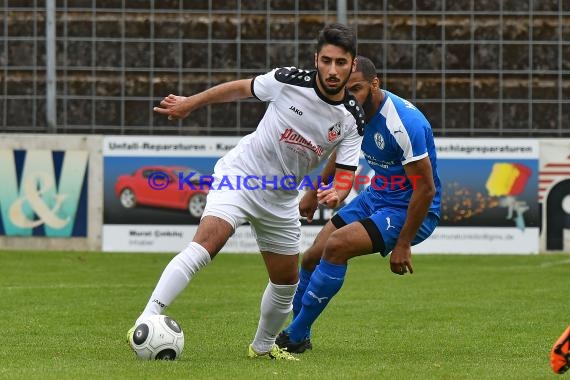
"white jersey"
215,67,365,196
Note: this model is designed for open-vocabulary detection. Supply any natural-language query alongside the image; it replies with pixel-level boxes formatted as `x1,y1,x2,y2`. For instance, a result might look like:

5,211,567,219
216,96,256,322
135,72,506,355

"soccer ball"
130,315,184,360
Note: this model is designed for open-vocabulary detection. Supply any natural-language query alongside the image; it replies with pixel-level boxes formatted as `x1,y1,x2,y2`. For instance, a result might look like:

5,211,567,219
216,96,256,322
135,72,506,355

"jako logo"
289,105,303,115
0,150,88,237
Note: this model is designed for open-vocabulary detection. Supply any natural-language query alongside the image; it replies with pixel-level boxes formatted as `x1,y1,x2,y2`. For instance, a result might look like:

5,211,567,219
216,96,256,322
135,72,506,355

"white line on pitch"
539,258,570,268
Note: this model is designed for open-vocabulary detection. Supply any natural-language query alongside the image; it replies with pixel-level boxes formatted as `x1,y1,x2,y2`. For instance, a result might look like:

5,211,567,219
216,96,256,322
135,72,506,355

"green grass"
0,251,567,379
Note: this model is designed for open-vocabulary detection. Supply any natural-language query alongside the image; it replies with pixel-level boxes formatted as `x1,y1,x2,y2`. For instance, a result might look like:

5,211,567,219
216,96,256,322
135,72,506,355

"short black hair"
354,56,378,82
316,23,357,58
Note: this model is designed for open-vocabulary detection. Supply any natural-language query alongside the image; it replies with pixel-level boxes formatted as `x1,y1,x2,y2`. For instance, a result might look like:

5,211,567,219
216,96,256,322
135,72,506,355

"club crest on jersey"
328,121,342,142
374,132,385,150
280,128,324,156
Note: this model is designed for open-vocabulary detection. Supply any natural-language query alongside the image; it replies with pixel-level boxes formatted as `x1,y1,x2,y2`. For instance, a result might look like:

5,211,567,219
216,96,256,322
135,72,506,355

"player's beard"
316,65,351,96
362,88,375,121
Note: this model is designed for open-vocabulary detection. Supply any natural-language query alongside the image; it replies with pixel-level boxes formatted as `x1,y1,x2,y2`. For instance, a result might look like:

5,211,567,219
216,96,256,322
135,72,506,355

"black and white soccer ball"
131,315,184,360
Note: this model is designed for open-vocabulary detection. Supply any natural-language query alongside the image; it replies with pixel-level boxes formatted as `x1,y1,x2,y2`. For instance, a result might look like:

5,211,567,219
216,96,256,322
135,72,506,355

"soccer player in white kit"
128,23,365,360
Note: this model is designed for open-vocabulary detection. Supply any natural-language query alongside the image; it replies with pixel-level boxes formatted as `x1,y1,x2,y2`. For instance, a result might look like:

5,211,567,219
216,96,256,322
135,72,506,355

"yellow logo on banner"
485,162,532,231
485,163,521,197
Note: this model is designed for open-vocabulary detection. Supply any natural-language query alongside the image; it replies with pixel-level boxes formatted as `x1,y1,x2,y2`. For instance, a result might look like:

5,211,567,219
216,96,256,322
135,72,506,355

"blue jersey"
360,90,441,218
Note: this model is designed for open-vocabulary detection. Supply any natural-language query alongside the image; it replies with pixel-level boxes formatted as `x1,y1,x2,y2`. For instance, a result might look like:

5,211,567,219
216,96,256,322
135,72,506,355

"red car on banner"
114,166,209,218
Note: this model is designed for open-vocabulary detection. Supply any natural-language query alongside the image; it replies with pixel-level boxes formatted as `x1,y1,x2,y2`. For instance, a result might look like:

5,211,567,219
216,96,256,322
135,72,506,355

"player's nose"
329,63,338,75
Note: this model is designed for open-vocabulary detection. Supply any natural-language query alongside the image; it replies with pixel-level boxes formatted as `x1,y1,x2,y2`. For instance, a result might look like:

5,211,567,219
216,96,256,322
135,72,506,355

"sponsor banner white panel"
435,138,539,159
102,224,323,253
412,227,540,254
103,135,241,157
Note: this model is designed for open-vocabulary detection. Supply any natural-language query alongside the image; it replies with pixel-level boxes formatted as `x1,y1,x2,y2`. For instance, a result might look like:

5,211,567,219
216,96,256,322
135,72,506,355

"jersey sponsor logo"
279,128,324,157
327,121,342,142
374,132,385,150
364,152,397,169
289,105,303,116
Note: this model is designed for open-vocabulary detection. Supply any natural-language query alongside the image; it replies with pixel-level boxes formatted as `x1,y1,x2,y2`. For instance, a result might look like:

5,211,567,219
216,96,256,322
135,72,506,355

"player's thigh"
368,208,408,256
301,220,338,270
369,209,439,256
199,185,249,256
323,221,375,263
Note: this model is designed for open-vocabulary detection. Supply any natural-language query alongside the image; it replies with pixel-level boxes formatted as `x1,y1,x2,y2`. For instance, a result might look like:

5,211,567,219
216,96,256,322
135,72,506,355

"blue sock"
292,267,313,320
287,259,346,343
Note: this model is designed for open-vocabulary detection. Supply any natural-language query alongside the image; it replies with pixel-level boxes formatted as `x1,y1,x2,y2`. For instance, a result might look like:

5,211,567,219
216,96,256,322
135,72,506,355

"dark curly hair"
316,23,357,58
355,55,378,82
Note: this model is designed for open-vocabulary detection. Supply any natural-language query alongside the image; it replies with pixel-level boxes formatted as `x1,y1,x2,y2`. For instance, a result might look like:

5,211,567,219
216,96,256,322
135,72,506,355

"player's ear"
314,52,318,68
371,76,380,89
352,57,357,73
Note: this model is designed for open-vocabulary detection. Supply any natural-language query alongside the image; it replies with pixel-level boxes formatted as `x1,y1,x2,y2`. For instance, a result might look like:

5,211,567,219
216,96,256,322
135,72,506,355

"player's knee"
302,223,335,270
270,269,299,285
301,246,322,271
322,232,350,264
266,257,299,285
193,216,234,256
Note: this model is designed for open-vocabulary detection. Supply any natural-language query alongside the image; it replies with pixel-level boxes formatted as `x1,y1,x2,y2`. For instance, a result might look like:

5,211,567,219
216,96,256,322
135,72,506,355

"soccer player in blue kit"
276,56,442,353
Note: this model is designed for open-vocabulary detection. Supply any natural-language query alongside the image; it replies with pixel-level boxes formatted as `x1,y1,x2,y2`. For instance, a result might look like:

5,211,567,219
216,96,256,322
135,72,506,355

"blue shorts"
332,190,439,257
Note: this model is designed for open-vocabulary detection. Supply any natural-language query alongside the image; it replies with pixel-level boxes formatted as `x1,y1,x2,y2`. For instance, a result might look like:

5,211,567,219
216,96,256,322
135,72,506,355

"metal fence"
1,1,568,136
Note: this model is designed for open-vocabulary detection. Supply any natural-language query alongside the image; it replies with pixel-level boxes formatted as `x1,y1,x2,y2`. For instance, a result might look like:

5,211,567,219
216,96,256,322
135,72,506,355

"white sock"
251,281,298,353
135,242,211,326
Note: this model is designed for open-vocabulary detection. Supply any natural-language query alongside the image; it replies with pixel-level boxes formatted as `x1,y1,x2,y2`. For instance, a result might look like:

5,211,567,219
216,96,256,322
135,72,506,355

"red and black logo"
328,122,342,142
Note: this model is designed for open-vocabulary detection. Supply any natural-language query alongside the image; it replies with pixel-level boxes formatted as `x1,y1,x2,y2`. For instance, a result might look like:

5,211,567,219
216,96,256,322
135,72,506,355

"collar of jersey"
312,72,347,106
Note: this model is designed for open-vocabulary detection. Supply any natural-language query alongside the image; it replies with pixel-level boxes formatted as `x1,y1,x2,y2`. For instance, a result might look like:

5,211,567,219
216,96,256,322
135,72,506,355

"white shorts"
202,174,301,255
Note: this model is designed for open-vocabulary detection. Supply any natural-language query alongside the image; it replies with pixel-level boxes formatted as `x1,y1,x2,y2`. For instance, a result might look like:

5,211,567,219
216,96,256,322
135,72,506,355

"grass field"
0,250,567,379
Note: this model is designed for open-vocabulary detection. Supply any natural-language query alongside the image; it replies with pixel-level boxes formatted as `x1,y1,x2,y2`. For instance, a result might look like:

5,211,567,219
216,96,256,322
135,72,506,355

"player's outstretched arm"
390,157,436,275
153,79,253,120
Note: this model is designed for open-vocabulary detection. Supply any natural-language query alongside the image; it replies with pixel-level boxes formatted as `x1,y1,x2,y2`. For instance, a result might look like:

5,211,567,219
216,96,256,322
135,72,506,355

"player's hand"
153,94,191,120
390,240,413,275
316,183,340,209
299,190,319,223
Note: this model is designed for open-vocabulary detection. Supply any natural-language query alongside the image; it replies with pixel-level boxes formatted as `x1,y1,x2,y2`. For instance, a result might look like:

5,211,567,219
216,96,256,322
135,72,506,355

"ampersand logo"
8,172,71,229
0,149,88,237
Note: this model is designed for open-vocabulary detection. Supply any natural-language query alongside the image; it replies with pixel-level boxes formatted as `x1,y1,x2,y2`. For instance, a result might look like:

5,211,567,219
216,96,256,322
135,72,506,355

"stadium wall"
0,134,568,253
